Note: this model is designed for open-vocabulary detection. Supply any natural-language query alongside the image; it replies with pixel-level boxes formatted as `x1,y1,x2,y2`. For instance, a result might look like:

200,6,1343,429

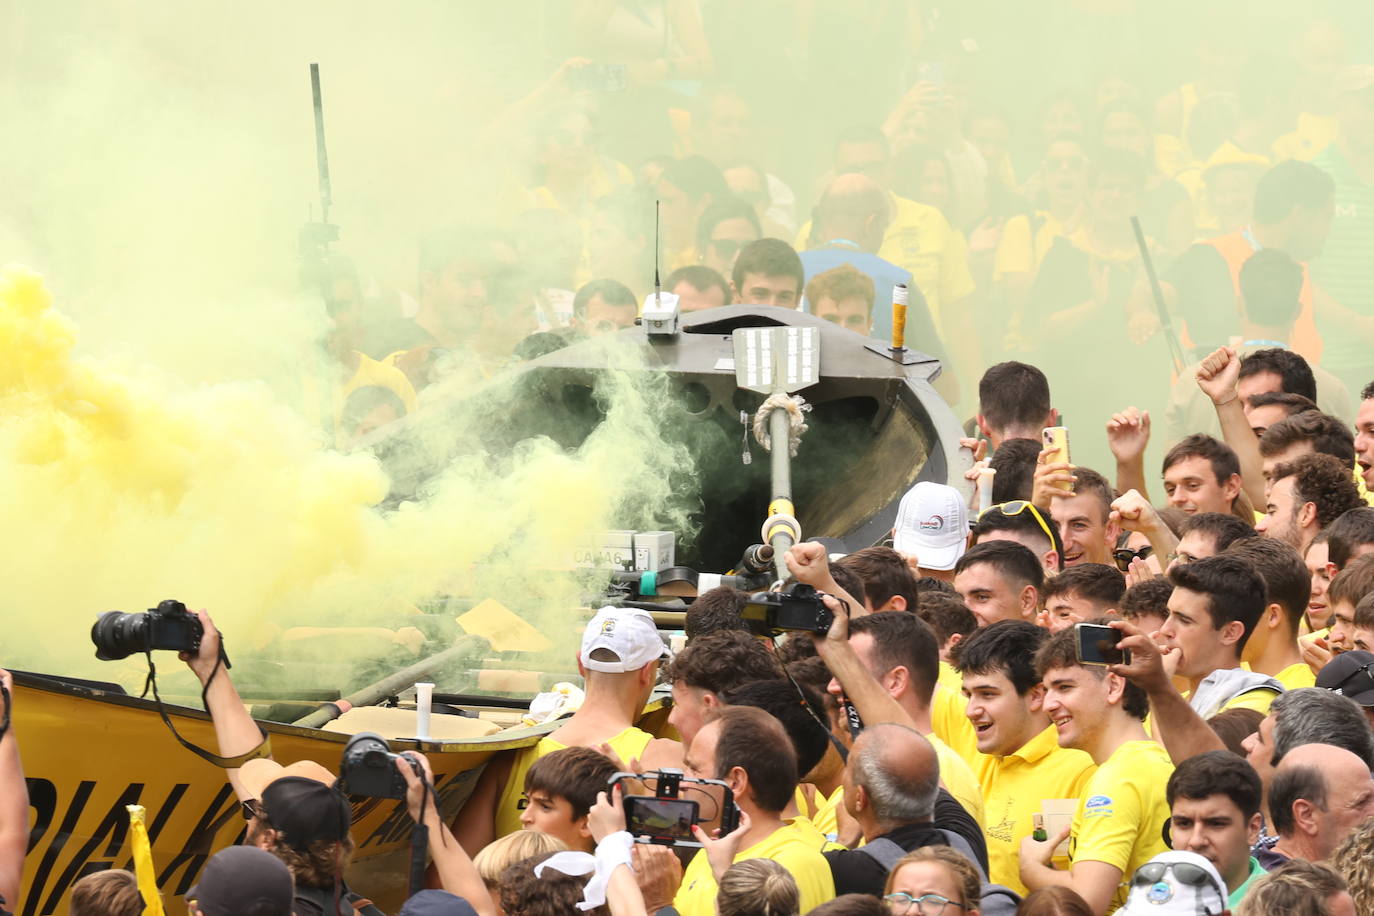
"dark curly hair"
500,853,609,916
1259,412,1356,463
663,630,783,694
1271,453,1364,529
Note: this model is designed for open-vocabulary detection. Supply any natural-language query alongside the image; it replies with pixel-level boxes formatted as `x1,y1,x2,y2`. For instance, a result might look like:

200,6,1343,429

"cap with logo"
1119,851,1227,915
580,606,670,673
187,846,293,916
1318,650,1374,706
892,481,968,571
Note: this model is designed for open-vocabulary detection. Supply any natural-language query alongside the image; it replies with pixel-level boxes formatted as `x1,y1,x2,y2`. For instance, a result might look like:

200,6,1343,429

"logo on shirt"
1084,795,1113,819
919,515,945,531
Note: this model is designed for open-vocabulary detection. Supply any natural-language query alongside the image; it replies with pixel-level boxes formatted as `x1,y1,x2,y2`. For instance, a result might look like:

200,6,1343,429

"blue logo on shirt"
1085,795,1112,809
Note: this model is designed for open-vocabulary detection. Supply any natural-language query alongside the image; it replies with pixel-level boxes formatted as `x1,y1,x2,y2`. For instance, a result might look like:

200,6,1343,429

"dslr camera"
612,768,739,848
91,599,204,661
740,583,835,637
340,731,423,800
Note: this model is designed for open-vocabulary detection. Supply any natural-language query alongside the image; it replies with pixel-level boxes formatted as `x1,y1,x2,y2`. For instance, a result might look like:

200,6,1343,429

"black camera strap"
0,684,10,745
140,642,271,768
782,668,849,763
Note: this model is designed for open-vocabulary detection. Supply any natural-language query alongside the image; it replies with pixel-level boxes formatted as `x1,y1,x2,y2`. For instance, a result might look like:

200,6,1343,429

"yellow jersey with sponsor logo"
675,822,835,916
976,725,1096,895
1069,739,1174,913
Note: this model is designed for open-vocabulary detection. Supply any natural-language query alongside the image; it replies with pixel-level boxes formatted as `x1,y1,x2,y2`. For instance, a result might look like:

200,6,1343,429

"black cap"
187,846,293,916
1318,650,1374,706
259,776,352,850
399,890,480,916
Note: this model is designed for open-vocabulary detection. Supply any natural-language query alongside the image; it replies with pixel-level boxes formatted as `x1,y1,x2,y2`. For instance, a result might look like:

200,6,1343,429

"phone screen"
624,796,699,840
1075,623,1127,666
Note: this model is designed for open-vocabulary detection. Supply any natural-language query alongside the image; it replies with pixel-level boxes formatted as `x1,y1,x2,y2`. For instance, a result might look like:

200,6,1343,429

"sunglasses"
979,500,1056,549
1132,861,1226,899
241,798,264,822
1113,544,1154,572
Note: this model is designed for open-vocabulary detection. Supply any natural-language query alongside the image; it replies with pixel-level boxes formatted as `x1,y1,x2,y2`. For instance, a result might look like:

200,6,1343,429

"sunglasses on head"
1113,544,1154,572
979,500,1056,548
1133,861,1225,898
241,798,264,822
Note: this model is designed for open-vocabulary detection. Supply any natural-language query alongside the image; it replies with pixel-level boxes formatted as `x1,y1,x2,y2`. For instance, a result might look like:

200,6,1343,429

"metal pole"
769,408,793,579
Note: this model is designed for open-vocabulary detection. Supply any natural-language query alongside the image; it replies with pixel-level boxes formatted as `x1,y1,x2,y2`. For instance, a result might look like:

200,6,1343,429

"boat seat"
321,705,501,740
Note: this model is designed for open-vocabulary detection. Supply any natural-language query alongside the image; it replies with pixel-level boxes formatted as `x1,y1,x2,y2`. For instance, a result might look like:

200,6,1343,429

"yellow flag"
126,804,166,916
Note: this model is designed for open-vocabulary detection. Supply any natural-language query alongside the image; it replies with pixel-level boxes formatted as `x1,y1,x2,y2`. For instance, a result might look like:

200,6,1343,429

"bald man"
822,723,986,896
1261,744,1374,868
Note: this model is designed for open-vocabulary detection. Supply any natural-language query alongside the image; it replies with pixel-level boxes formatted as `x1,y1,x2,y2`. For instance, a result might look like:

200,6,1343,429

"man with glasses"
972,500,1063,575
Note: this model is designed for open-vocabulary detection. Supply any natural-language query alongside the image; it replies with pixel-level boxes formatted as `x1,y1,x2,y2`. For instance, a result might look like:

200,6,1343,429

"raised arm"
400,754,498,916
1108,620,1224,763
1196,347,1265,506
0,671,26,909
180,610,269,801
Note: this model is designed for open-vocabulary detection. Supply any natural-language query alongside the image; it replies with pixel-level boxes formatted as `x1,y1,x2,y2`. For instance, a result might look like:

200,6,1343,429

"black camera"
612,768,739,847
740,583,835,636
340,731,422,799
91,599,204,661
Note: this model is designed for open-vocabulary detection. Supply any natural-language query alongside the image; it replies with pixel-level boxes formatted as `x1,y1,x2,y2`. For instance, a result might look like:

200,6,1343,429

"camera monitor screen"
624,796,699,841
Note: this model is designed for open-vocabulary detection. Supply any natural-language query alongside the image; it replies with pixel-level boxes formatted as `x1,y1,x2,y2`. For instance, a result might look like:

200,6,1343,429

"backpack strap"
856,837,909,870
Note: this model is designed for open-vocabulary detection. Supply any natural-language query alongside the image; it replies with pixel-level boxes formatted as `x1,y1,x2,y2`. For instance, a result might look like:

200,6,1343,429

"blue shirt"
799,246,946,359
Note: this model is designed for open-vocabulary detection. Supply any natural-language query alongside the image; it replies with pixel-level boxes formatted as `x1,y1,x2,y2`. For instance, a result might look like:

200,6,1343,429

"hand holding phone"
1042,427,1072,492
1075,622,1129,666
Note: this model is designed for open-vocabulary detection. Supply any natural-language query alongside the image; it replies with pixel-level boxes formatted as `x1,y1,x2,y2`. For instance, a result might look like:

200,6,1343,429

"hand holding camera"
396,749,438,824
341,731,424,801
690,808,753,882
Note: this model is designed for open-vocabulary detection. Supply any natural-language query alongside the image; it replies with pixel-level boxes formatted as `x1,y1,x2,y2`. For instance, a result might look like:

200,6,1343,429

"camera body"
340,731,422,799
612,768,739,847
740,583,834,636
91,599,204,661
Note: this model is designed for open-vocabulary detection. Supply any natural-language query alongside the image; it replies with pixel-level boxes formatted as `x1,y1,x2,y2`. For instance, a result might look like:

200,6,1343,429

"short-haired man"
987,438,1041,504
822,724,967,897
805,263,875,334
464,606,680,848
1019,625,1172,913
1225,538,1316,689
1259,411,1358,483
675,706,836,916
1241,687,1374,799
972,499,1063,574
731,238,804,309
1039,466,1121,568
665,630,784,745
956,622,1095,894
667,265,732,313
1326,555,1374,654
1171,512,1260,571
572,278,638,334
1162,434,1245,517
833,546,920,612
1327,507,1374,570
1166,750,1267,907
1247,390,1318,438
891,483,968,583
953,540,1044,627
1119,578,1175,634
976,363,1057,449
1357,381,1374,490
1162,556,1284,717
1262,743,1374,868
1259,454,1364,552
1234,345,1351,458
1040,563,1126,633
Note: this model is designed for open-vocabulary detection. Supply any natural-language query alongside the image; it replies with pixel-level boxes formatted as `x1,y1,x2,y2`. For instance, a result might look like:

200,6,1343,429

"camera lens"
90,611,149,661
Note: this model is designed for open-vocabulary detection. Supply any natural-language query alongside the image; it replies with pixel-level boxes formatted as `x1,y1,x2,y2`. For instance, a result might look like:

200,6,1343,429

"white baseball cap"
1119,851,1228,915
892,481,968,571
580,606,669,673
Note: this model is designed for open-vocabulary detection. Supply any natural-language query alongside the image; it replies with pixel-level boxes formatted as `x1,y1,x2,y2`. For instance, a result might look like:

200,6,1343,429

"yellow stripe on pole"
126,804,166,916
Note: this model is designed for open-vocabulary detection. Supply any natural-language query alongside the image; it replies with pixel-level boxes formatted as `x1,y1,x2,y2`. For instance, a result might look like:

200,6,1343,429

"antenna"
653,198,662,305
310,63,332,227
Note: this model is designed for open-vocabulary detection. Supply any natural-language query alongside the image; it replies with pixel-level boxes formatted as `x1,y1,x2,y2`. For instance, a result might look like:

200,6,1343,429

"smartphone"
1075,622,1129,666
1042,426,1072,492
623,796,699,842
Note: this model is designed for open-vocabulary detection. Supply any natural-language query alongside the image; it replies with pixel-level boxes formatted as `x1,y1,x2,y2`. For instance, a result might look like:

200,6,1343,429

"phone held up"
1075,622,1130,666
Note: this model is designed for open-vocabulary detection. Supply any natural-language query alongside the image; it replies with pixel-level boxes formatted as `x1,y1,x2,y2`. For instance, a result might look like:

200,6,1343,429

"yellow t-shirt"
675,823,836,916
1276,661,1317,690
1216,687,1279,716
938,660,962,692
976,725,1096,896
1273,112,1338,162
932,681,983,771
1069,739,1174,913
932,734,985,827
492,726,654,838
797,193,974,334
993,211,1075,281
793,784,846,841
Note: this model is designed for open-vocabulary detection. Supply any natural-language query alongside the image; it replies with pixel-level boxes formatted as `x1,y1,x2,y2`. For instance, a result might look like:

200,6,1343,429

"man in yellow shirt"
1159,556,1284,717
1226,538,1318,689
673,706,835,916
957,621,1096,895
1019,625,1173,913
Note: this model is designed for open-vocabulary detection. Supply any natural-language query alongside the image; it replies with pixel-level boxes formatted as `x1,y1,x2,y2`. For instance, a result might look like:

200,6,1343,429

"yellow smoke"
0,265,695,687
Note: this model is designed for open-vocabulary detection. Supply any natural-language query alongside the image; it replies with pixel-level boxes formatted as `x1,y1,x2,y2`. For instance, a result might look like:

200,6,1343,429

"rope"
752,393,811,457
